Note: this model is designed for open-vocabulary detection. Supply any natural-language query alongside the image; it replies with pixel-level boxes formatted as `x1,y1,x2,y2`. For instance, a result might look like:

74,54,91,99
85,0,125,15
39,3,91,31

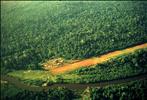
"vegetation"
1,83,75,100
8,49,147,85
1,82,24,100
1,1,147,72
8,70,79,85
1,1,147,99
69,49,147,83
82,79,147,100
9,71,79,85
1,79,147,100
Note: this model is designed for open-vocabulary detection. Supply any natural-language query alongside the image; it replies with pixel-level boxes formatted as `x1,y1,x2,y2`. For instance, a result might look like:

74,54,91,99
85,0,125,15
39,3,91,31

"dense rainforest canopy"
1,1,147,71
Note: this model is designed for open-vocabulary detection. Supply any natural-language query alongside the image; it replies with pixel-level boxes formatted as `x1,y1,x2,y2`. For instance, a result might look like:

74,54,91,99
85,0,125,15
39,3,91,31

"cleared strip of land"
51,43,147,74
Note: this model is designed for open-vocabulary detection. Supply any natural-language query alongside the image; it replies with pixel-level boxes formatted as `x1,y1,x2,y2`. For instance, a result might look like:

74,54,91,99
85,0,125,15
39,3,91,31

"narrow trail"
1,74,147,91
51,43,147,74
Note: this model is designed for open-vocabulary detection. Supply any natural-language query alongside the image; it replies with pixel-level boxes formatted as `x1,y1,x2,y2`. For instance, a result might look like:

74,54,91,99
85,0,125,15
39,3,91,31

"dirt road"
51,43,147,74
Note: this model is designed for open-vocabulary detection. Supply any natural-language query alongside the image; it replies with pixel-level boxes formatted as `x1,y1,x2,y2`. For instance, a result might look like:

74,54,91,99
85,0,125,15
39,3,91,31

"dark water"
1,74,147,91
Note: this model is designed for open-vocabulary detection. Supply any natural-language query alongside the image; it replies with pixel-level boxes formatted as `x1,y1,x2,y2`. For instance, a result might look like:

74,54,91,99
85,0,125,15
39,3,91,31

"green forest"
1,1,147,100
1,1,147,72
7,49,147,85
1,79,147,100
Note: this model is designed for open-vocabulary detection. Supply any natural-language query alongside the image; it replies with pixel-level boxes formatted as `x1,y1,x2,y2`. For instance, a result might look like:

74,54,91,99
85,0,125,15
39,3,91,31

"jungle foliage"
69,49,147,83
1,1,147,100
8,49,147,85
82,79,147,100
1,1,147,71
1,79,147,100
